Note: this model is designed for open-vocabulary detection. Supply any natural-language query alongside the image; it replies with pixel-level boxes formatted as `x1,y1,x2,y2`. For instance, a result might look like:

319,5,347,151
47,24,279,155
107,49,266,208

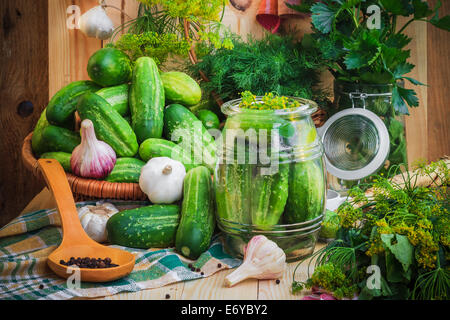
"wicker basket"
22,133,147,202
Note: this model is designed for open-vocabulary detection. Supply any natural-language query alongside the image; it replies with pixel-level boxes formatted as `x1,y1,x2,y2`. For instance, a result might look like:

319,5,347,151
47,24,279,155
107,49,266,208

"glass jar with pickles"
214,92,326,262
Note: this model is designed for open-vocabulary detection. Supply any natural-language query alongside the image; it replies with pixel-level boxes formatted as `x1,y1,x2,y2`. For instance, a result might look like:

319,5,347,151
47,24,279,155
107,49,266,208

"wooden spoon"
37,159,135,282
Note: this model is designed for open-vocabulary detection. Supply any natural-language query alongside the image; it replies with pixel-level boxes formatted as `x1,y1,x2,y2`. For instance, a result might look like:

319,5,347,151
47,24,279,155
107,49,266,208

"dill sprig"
189,33,329,104
292,159,449,300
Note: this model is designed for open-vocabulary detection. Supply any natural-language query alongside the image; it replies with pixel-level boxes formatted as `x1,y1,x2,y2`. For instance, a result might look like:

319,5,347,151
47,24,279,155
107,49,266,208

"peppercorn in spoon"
37,159,135,282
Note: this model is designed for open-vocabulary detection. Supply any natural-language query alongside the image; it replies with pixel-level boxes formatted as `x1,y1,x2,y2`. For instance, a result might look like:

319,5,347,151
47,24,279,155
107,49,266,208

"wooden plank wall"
0,0,49,227
427,0,450,162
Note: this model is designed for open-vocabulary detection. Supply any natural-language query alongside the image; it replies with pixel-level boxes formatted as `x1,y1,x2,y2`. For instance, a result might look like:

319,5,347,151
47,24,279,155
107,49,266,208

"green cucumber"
223,112,295,144
106,205,180,249
77,92,138,157
129,57,165,143
40,152,72,172
215,162,252,225
284,160,325,224
96,84,130,116
87,47,132,87
163,104,216,172
138,138,196,171
46,80,101,126
176,166,215,259
197,109,220,130
251,164,289,228
189,99,222,120
40,125,81,154
105,157,145,183
161,71,202,106
32,109,51,156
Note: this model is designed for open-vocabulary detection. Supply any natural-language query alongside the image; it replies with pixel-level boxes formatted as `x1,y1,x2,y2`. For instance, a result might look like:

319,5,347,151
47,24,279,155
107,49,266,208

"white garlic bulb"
78,202,119,242
78,5,114,40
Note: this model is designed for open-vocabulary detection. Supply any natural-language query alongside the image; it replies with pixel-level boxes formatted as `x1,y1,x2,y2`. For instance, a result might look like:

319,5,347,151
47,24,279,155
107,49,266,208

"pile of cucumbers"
31,47,221,259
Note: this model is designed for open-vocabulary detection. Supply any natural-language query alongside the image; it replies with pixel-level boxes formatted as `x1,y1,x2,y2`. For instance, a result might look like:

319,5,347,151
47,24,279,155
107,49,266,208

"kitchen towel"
0,200,241,300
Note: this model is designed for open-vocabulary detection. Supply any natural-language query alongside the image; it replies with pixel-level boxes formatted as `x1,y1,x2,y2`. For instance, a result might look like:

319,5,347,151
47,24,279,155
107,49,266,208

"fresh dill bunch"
237,91,301,110
137,0,227,22
111,2,232,65
113,31,191,65
294,159,449,300
189,33,328,103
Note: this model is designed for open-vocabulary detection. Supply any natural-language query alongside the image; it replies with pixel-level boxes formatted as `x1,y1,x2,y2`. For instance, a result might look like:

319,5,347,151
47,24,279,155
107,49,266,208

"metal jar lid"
317,107,390,181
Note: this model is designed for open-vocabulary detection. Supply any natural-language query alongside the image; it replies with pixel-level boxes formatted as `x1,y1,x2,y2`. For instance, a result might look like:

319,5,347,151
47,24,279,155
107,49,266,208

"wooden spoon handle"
37,159,87,241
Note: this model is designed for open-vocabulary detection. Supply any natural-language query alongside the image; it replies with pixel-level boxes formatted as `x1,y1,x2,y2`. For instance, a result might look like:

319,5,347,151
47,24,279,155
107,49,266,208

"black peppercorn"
165,294,170,299
275,279,280,284
217,263,222,268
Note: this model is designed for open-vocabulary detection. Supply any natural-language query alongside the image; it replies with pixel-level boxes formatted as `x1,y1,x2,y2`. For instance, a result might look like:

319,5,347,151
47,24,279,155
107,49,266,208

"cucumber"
129,57,165,143
197,109,220,130
161,71,202,106
176,166,215,259
251,164,289,228
40,125,81,154
139,138,197,172
223,112,295,144
32,109,51,156
46,80,101,126
105,157,145,183
284,160,325,224
87,47,132,87
96,84,130,116
189,99,222,120
77,92,138,157
215,162,252,225
163,104,216,172
40,152,72,173
106,204,180,249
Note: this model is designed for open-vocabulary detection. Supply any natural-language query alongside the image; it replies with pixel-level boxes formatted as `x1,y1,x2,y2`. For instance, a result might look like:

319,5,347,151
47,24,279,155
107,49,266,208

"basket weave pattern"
22,133,147,201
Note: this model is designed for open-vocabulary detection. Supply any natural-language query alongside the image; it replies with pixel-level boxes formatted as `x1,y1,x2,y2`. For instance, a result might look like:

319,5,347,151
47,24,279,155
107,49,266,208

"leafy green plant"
189,33,329,106
110,1,232,66
288,0,450,115
292,159,450,300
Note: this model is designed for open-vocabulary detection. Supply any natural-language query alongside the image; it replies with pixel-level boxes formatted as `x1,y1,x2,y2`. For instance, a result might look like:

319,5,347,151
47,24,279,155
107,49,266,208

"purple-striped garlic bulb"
71,119,116,179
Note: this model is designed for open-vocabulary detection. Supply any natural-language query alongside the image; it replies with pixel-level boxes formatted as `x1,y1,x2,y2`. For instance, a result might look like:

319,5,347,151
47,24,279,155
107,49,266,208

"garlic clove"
225,235,286,287
78,5,114,40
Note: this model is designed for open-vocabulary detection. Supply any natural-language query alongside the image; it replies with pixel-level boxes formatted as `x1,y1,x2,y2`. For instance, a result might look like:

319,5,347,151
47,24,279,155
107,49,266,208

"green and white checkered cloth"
0,201,241,300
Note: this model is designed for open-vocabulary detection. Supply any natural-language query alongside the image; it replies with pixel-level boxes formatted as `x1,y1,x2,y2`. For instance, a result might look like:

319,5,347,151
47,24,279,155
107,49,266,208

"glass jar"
214,97,326,262
331,80,407,190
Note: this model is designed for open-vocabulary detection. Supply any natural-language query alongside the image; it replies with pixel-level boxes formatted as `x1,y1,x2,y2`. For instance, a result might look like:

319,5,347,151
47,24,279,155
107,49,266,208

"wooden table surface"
20,188,325,300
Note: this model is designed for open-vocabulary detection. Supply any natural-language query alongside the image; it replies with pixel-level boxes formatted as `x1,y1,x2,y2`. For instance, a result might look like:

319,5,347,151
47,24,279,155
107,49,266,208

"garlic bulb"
78,5,114,40
78,202,119,242
139,157,186,204
71,119,116,179
225,235,286,287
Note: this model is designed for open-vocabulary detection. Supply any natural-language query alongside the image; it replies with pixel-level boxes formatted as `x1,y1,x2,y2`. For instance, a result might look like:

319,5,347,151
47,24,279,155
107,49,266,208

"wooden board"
427,0,450,161
0,0,49,227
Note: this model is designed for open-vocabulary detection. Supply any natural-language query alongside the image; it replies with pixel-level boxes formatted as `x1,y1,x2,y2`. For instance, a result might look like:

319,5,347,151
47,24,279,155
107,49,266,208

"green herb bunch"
110,1,232,66
289,0,450,115
113,31,191,65
189,33,329,105
293,159,450,300
138,0,227,22
238,91,302,110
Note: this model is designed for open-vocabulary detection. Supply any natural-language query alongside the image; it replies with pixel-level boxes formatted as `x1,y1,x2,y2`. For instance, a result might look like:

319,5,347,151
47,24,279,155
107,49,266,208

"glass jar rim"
221,96,318,117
